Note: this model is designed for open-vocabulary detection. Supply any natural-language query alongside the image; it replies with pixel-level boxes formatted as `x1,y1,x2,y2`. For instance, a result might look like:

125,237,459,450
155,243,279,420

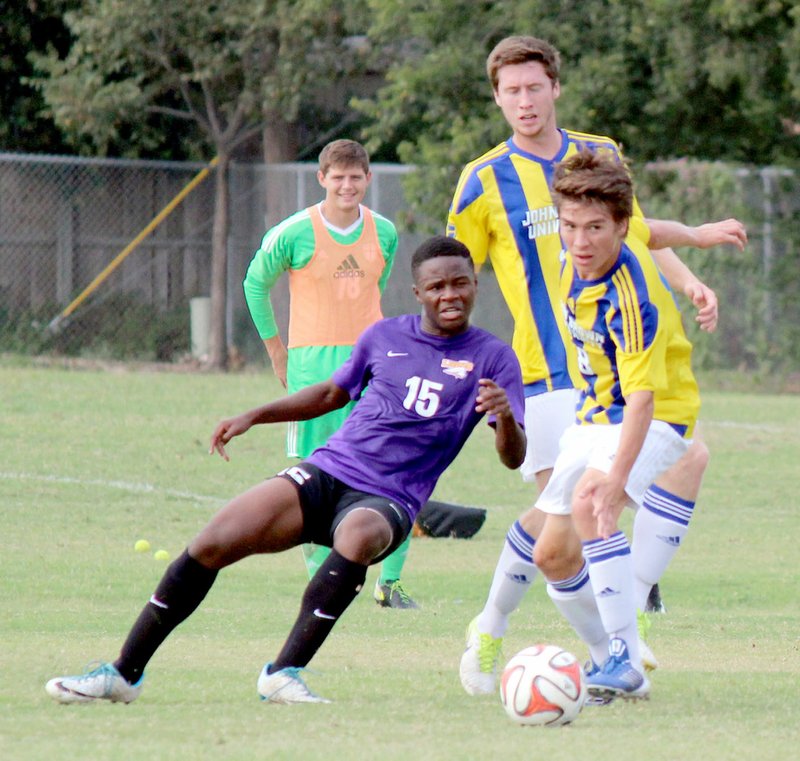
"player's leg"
459,506,543,695
260,497,411,704
572,468,648,700
577,423,689,700
533,425,610,669
535,515,609,669
302,543,331,578
45,476,305,705
287,385,354,579
460,390,573,695
373,534,418,608
632,430,708,612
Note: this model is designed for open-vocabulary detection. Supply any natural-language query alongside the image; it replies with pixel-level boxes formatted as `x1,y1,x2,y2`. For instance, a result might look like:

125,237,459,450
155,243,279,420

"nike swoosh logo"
387,351,408,357
149,595,168,609
313,608,336,620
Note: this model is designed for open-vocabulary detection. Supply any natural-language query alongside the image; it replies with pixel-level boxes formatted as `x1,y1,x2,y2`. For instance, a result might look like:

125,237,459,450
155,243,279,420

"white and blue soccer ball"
499,644,587,726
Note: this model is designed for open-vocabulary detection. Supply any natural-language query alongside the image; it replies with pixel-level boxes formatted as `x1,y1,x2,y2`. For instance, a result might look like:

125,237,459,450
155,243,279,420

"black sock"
271,549,367,671
114,549,218,683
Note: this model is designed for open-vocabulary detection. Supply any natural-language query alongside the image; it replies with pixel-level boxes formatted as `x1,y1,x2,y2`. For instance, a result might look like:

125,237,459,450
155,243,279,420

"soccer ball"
499,644,587,727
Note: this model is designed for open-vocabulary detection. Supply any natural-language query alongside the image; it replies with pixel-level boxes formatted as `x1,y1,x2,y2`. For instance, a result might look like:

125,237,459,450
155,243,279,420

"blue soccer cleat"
586,638,650,701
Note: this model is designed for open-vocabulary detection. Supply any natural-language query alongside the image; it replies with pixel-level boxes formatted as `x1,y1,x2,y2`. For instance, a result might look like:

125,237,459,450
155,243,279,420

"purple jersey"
307,314,524,521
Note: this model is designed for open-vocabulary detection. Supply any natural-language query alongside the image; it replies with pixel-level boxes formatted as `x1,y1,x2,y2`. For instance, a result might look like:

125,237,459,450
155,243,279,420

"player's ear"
411,283,422,304
553,80,561,100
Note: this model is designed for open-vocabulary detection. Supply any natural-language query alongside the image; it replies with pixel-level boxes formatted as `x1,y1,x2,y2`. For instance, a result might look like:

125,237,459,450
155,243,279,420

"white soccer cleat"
459,617,503,696
257,664,331,704
45,662,143,705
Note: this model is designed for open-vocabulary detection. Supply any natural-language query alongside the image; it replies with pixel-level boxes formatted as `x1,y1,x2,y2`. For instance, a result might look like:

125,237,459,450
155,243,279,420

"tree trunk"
207,149,230,369
262,116,299,228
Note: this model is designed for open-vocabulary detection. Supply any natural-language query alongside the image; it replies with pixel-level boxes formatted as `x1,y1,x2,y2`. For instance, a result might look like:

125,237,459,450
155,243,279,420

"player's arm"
644,218,746,334
476,378,526,469
589,389,654,539
645,218,747,252
243,233,294,386
262,336,288,389
648,247,719,333
376,217,399,294
210,380,350,461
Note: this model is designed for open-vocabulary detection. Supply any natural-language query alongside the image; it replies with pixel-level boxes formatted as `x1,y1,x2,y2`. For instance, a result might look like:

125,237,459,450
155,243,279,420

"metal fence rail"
0,152,797,371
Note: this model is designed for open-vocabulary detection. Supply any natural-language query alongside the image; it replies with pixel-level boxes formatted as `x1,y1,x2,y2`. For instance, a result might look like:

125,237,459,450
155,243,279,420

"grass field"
2,356,799,760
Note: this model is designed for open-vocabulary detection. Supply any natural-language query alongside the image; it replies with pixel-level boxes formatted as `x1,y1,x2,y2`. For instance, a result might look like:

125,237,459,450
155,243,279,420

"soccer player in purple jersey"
44,236,526,706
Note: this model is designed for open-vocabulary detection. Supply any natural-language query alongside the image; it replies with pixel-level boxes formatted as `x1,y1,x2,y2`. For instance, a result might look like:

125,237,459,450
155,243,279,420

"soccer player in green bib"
243,139,416,607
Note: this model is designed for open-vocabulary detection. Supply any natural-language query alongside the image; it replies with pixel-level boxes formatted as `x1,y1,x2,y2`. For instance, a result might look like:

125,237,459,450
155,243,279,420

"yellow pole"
47,155,219,333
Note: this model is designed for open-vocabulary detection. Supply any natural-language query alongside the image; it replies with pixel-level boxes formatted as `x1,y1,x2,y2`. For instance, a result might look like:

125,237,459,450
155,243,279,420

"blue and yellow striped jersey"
446,130,650,395
560,238,699,437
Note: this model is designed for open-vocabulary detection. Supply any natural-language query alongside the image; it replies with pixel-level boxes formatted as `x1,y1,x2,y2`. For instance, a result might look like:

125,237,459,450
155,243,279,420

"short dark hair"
411,236,474,278
552,150,633,223
486,36,560,91
318,139,370,175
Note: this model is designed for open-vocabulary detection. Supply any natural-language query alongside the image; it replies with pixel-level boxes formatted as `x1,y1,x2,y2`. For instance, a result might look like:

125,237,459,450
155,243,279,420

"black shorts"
276,462,412,564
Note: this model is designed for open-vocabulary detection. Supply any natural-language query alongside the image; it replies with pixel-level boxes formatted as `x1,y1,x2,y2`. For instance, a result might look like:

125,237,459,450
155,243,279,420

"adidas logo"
505,572,530,584
334,254,365,278
657,534,681,547
597,587,620,597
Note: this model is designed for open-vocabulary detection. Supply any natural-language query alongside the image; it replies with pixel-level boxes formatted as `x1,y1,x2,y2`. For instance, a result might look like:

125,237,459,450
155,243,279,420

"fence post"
190,296,211,359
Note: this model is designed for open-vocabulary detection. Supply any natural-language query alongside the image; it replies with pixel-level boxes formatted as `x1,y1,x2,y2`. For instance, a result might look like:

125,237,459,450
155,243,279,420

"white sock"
546,563,608,667
583,531,640,669
632,486,695,610
476,521,538,638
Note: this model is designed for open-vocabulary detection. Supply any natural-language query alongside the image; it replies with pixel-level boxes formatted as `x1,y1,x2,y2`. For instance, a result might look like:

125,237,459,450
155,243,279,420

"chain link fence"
0,152,797,373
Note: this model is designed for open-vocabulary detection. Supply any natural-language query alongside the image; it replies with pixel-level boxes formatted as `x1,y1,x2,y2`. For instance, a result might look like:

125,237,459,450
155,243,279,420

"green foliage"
357,0,800,226
635,161,800,374
27,0,372,160
0,0,80,153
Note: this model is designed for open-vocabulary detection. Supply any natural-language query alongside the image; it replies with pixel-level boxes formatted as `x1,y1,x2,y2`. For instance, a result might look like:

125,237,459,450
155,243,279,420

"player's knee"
188,524,237,568
570,496,596,539
333,510,393,564
686,438,710,474
518,506,545,538
667,439,710,486
533,537,581,579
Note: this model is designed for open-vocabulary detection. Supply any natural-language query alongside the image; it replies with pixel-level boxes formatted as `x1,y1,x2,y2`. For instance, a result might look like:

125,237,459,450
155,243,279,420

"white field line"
0,471,225,505
704,420,787,433
0,418,789,501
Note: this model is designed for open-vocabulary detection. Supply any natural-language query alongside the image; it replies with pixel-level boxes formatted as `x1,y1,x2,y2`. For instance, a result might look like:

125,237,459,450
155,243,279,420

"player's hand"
694,219,747,251
270,352,288,389
475,378,513,417
265,337,288,389
578,474,627,539
684,280,718,333
209,414,253,461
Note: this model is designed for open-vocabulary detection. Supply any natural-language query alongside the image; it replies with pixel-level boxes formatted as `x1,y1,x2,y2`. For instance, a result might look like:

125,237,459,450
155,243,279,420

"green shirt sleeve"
373,212,399,294
243,209,315,339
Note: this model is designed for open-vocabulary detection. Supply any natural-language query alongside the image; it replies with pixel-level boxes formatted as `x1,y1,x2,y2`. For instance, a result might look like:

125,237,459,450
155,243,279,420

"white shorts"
535,420,691,515
519,388,578,482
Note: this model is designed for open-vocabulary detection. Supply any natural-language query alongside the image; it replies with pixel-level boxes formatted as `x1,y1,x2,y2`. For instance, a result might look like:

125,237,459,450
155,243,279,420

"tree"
29,0,369,367
356,0,800,231
0,0,80,153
